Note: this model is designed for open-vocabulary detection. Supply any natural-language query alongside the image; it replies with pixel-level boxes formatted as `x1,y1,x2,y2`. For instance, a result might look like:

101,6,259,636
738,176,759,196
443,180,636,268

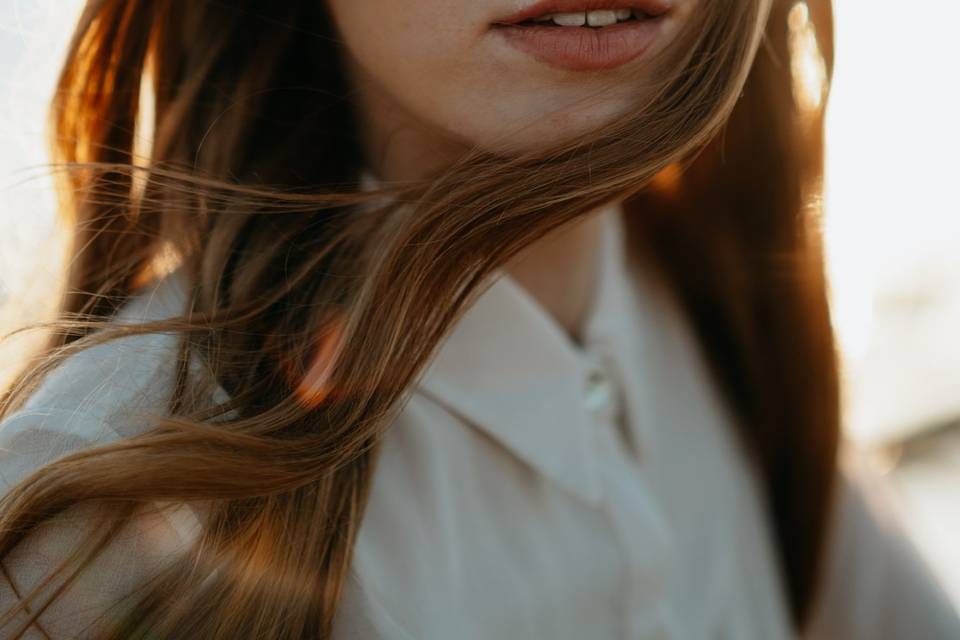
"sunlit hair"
0,0,837,637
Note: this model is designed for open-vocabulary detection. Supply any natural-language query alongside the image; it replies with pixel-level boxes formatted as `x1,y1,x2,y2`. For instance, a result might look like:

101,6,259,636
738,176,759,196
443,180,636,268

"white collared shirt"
333,204,793,639
2,198,958,638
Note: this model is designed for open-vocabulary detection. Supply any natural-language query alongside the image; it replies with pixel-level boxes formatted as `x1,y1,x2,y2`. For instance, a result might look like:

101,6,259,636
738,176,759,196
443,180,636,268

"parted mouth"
491,0,671,27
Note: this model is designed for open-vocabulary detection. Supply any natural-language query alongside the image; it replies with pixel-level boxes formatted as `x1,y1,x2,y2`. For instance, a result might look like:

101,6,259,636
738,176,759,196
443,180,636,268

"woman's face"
326,0,700,179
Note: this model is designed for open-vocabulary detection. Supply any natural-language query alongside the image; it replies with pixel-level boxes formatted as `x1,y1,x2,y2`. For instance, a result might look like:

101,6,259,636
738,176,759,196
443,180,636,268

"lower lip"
490,17,667,72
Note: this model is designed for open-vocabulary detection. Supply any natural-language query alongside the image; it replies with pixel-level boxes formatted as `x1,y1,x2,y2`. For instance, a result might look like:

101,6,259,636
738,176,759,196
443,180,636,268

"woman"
0,0,957,638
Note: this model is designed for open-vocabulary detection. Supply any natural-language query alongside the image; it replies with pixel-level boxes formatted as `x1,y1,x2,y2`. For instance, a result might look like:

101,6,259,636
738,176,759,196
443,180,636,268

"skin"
325,0,698,343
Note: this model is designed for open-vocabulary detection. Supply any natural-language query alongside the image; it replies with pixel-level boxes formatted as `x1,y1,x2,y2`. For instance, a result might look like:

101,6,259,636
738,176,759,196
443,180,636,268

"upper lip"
492,0,672,25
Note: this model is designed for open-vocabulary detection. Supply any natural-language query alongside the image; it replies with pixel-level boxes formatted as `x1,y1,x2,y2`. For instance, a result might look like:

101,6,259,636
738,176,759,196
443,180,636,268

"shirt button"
584,366,615,415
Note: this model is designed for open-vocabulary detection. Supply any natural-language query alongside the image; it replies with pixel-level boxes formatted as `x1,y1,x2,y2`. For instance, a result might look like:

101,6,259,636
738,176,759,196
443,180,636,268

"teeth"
551,12,587,26
528,8,639,27
586,10,618,26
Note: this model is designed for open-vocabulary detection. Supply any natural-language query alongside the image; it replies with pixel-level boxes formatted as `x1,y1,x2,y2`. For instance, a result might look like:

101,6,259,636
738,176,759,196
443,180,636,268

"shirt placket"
582,347,675,639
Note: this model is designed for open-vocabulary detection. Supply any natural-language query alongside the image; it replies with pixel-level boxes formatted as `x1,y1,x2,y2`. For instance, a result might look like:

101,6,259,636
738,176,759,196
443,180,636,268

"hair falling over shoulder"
0,0,838,637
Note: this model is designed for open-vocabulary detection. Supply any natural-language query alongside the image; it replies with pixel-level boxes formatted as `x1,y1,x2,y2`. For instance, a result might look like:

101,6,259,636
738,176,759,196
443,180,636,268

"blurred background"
1,0,958,607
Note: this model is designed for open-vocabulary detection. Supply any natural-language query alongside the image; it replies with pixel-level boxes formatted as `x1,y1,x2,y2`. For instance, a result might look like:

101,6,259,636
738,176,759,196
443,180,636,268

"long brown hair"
0,0,837,637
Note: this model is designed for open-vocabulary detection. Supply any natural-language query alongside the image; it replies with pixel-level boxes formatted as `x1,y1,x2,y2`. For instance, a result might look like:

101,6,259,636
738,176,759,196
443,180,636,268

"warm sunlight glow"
788,2,827,115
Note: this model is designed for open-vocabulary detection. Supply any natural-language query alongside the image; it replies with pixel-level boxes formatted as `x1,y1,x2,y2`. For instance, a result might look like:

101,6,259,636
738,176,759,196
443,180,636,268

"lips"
492,0,671,26
489,0,671,72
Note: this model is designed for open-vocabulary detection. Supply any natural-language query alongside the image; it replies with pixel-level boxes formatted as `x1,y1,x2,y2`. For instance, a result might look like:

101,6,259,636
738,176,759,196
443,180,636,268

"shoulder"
10,266,191,421
0,269,204,638
0,268,192,491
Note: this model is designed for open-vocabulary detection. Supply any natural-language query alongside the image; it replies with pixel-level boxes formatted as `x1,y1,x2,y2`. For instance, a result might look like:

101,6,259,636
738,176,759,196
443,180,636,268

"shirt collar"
359,169,657,506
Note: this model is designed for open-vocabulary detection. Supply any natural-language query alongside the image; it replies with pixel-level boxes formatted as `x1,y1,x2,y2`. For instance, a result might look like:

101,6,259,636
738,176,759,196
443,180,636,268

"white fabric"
2,199,958,638
0,276,205,638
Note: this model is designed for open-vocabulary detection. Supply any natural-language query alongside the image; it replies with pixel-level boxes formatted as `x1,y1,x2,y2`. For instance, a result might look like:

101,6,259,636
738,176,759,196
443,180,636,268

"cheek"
329,3,476,127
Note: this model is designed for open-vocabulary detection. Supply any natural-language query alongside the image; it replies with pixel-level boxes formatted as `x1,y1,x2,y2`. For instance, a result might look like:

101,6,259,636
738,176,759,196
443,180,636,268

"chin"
467,106,632,157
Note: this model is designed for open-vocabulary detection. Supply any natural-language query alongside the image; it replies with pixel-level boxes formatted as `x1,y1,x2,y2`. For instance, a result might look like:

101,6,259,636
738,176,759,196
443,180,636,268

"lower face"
326,1,700,174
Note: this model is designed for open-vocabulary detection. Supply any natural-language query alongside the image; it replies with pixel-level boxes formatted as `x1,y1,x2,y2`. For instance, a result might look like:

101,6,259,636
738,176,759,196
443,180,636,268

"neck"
503,202,618,346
